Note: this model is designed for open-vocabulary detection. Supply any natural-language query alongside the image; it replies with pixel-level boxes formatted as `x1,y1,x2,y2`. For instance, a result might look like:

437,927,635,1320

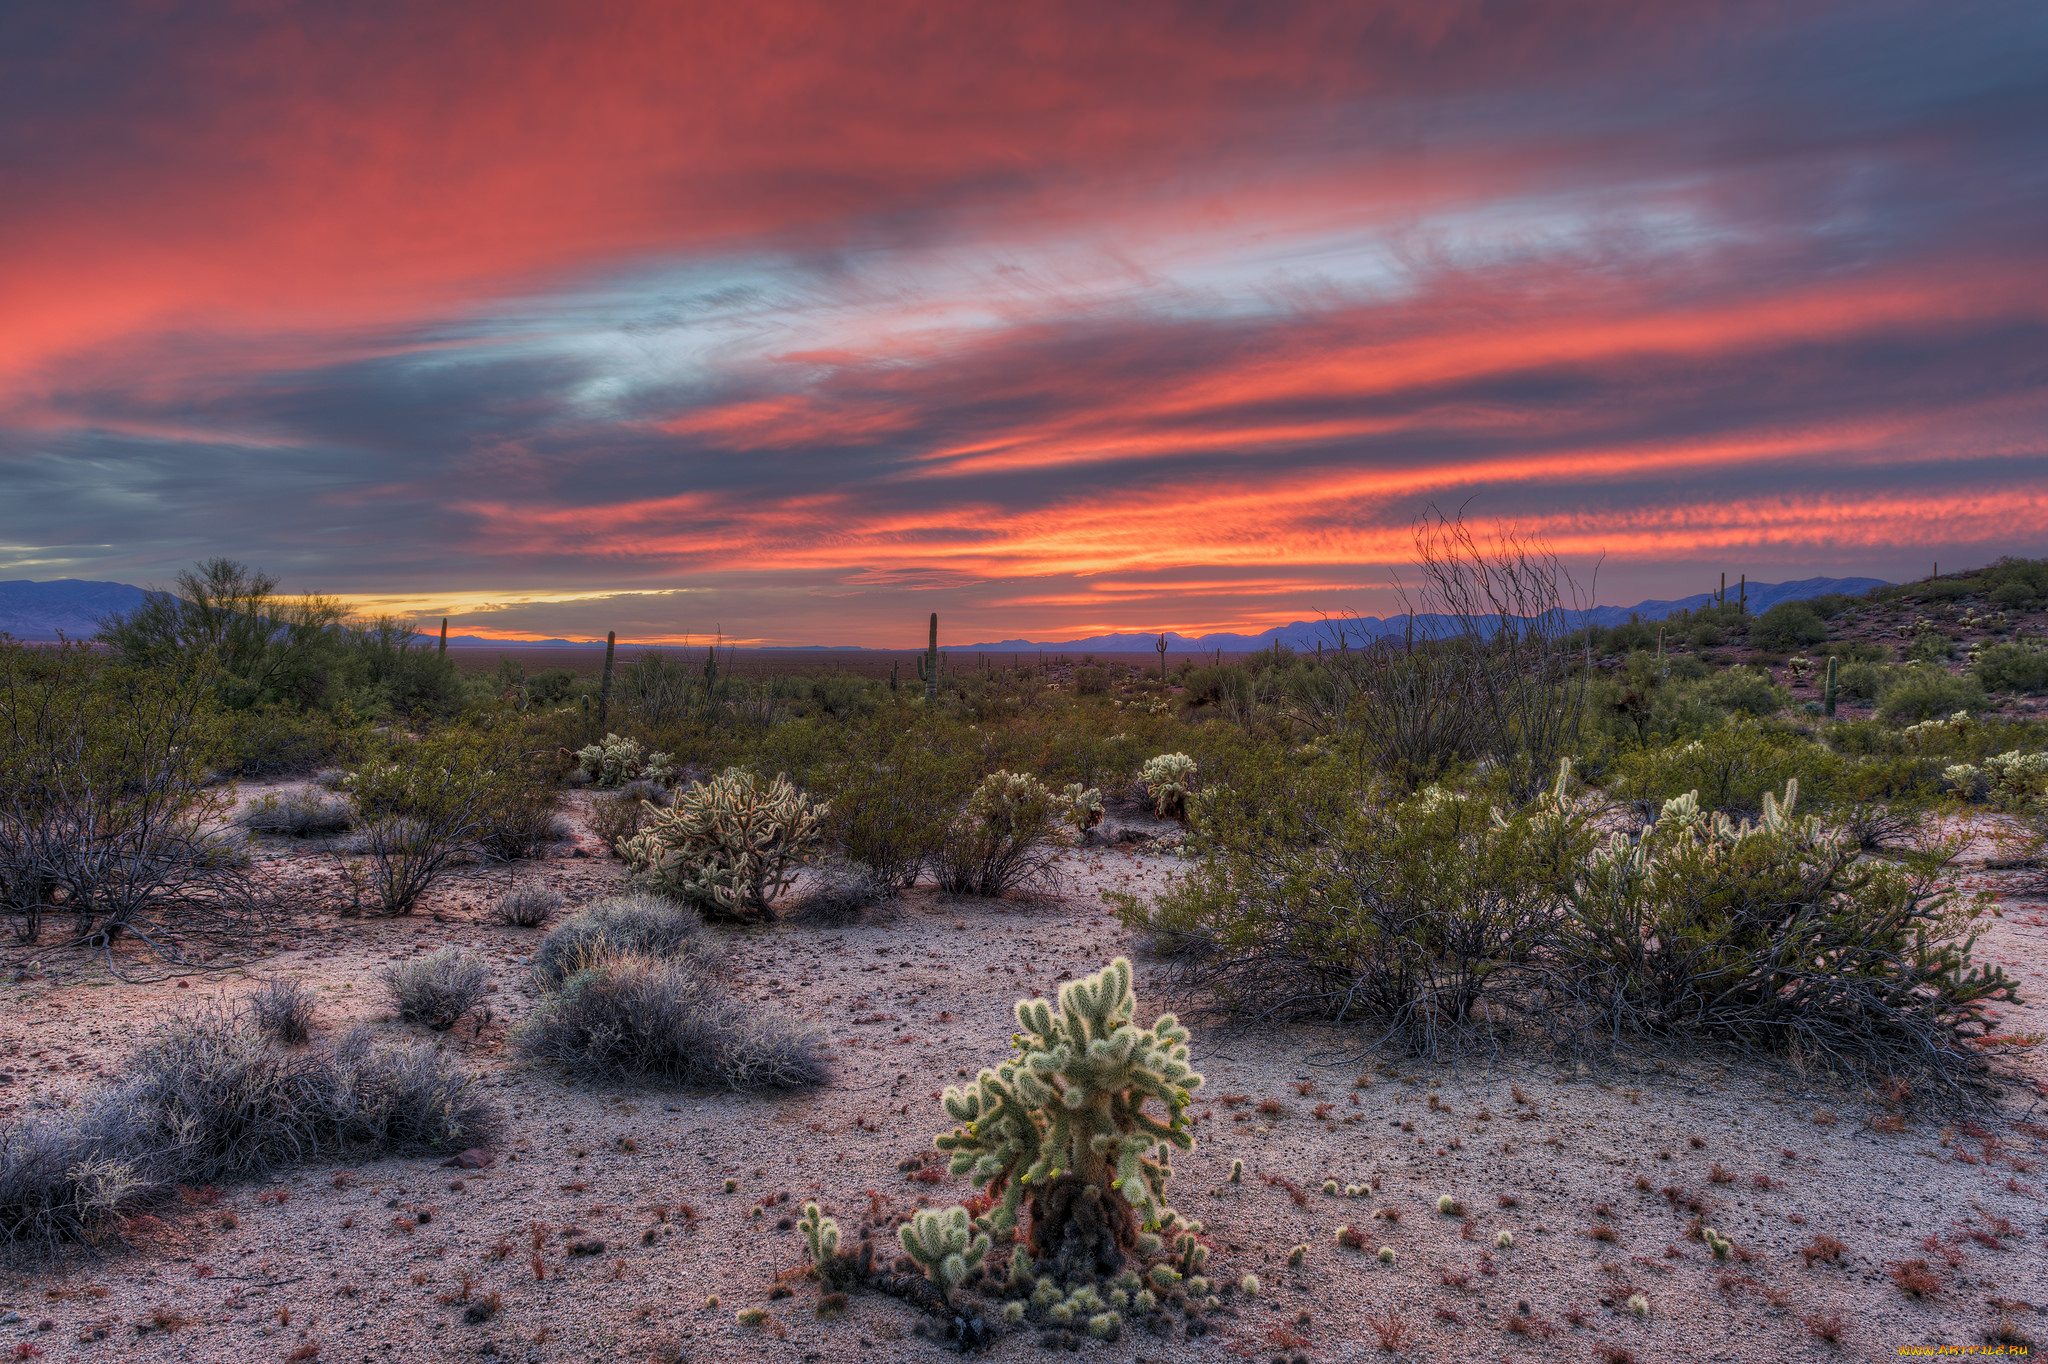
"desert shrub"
1115,764,1590,1053
1558,780,2017,1090
1974,641,2048,694
1833,660,1891,700
617,768,827,920
1074,665,1111,696
922,957,1201,1270
516,951,826,1090
0,1006,495,1258
789,863,896,922
1122,761,2015,1090
1876,667,1985,723
119,1007,495,1182
573,733,674,788
1610,723,1843,816
341,728,551,912
0,642,263,962
236,790,352,837
1693,668,1790,718
818,722,980,887
1906,632,1954,664
932,770,1066,897
221,704,353,775
587,789,653,853
530,892,717,990
0,1101,154,1260
494,883,562,928
250,977,315,1044
1309,515,1591,797
382,949,488,1031
1139,753,1198,819
1751,602,1827,650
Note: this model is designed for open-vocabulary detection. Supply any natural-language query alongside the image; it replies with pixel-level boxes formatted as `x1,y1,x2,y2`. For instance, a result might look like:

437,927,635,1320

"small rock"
567,1238,606,1257
0,1311,20,1325
442,1148,495,1170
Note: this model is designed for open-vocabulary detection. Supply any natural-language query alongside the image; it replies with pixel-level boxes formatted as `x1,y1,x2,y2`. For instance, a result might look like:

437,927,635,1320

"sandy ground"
2,786,2046,1364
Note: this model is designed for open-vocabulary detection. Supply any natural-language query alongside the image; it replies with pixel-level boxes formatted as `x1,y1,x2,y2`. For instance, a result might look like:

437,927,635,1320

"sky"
3,1,2045,646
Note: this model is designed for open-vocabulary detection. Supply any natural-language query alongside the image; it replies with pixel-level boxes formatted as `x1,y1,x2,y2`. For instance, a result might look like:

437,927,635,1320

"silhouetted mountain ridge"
0,575,1888,647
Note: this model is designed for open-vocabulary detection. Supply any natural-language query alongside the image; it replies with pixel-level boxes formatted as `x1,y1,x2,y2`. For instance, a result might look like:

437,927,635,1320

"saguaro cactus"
598,630,616,725
916,612,943,701
1155,633,1168,679
438,618,448,655
1823,654,1838,718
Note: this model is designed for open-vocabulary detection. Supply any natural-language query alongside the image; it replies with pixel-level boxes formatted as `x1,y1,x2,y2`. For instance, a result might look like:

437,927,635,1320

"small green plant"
930,957,1202,1255
898,1206,988,1302
617,767,827,920
1139,753,1198,820
735,1307,767,1328
1703,1226,1734,1261
1228,1159,1242,1184
1287,1243,1308,1267
932,770,1067,896
1495,1230,1514,1249
1240,1273,1259,1295
1628,1293,1650,1318
1378,1246,1396,1264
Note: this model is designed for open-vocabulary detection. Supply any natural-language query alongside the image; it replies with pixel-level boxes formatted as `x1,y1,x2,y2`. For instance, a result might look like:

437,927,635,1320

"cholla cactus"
1138,754,1198,820
798,1203,840,1264
898,1206,988,1301
1702,1226,1734,1261
574,733,673,788
616,768,826,920
932,957,1203,1246
1062,783,1105,836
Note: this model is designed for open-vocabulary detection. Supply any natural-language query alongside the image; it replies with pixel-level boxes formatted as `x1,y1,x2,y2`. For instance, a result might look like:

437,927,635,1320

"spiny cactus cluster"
1061,783,1104,836
573,732,674,788
933,957,1202,1244
898,1206,989,1300
1138,753,1197,820
616,767,826,920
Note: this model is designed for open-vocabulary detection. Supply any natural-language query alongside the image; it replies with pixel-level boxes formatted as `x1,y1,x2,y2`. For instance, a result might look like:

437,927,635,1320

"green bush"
1560,781,2015,1084
817,719,978,887
1907,632,1954,664
932,770,1067,897
1692,668,1790,718
1611,724,1842,815
1974,641,2048,694
1875,667,1984,723
1751,602,1827,650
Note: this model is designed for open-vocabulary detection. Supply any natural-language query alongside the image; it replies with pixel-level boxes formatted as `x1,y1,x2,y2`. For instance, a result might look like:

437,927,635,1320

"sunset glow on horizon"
5,1,2045,647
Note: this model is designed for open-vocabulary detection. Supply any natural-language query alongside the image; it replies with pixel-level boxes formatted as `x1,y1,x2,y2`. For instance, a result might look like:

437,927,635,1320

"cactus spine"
916,612,942,701
1823,654,1838,718
597,629,616,725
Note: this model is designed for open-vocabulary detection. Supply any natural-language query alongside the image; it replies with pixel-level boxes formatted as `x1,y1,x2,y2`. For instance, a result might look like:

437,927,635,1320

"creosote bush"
516,950,826,1091
1121,757,2021,1090
932,770,1067,897
382,948,489,1031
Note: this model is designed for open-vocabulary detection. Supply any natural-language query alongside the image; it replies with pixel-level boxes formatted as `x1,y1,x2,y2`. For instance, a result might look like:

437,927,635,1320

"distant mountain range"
1,575,1888,649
